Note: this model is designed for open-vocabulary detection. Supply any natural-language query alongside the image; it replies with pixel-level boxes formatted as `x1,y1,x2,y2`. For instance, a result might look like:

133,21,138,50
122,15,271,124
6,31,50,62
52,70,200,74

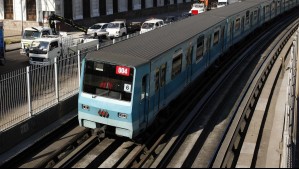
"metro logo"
116,66,131,76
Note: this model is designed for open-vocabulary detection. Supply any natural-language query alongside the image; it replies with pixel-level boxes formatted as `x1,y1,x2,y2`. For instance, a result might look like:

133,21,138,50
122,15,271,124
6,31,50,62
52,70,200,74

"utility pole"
21,0,24,36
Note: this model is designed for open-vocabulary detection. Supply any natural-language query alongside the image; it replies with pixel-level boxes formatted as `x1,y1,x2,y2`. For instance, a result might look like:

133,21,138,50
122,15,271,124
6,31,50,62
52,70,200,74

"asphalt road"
0,50,30,75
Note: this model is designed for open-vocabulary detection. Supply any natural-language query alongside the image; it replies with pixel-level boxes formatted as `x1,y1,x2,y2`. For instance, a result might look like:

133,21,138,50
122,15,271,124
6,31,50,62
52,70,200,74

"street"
0,50,29,75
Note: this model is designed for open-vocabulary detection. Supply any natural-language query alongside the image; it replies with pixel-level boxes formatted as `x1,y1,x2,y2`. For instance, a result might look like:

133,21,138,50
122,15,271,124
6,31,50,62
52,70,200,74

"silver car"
87,23,109,34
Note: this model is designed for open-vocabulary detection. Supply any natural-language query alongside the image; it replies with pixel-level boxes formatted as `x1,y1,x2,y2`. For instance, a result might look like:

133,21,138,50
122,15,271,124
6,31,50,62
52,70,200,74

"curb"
5,48,21,52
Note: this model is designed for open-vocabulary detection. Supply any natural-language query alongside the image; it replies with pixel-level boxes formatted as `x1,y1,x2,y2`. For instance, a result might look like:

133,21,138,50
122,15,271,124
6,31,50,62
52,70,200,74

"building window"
4,0,13,19
100,0,107,16
26,0,36,21
83,0,90,18
64,0,73,19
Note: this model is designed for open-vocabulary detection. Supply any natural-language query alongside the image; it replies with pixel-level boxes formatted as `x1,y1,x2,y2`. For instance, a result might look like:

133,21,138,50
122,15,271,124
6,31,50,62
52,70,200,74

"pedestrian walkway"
4,29,22,52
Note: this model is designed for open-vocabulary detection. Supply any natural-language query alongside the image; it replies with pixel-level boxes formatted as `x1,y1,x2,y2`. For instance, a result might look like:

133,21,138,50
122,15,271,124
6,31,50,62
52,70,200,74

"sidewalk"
5,43,21,52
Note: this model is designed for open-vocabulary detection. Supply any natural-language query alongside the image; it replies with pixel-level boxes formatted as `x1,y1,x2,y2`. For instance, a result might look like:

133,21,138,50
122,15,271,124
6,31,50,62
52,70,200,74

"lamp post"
21,0,24,36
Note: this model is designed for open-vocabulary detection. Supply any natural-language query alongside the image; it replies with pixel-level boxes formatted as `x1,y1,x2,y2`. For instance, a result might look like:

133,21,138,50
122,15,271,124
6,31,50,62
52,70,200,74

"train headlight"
82,104,90,110
118,113,128,119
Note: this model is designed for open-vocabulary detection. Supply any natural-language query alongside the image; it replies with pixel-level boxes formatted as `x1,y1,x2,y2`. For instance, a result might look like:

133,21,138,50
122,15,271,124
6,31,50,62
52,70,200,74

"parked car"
164,16,179,24
140,19,164,34
181,12,192,19
127,22,142,34
106,21,127,39
87,23,109,35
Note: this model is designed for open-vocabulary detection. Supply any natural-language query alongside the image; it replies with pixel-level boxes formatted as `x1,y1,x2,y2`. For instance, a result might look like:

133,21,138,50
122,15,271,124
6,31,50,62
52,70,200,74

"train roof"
86,0,266,67
207,1,262,17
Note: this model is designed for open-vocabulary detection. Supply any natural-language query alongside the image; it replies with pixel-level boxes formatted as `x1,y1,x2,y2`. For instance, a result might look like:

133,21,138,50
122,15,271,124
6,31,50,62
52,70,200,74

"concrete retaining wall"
0,94,78,154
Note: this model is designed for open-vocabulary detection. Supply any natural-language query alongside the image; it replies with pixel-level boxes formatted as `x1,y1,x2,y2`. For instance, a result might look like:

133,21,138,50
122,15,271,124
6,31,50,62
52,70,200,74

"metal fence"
0,54,80,131
281,28,298,168
0,31,141,131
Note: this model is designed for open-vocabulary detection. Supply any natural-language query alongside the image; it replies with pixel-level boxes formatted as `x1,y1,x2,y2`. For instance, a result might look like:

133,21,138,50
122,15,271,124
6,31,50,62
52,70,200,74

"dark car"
181,12,192,19
164,16,179,24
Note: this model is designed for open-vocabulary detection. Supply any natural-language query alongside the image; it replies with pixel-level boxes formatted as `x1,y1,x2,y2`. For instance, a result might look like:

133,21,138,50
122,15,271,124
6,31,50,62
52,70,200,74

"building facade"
0,0,195,34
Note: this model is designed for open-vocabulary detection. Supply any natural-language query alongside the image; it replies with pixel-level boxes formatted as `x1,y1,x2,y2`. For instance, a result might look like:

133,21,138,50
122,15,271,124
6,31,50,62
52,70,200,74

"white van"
140,19,164,34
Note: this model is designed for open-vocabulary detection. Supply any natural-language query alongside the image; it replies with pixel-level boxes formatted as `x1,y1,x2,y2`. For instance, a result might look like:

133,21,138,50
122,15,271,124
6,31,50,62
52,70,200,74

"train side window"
160,64,167,87
266,5,270,14
172,51,183,80
141,76,147,100
213,30,219,46
245,11,250,25
235,18,241,32
155,69,160,92
196,36,204,62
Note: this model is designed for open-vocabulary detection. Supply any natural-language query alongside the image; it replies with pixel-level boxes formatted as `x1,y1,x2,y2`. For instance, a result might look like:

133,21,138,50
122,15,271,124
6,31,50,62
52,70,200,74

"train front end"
78,59,136,138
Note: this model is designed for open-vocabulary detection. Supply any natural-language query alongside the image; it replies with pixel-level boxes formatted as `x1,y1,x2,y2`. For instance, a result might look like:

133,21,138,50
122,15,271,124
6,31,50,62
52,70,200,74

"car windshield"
89,25,102,29
31,41,49,50
23,30,41,39
218,2,227,5
83,60,134,102
142,23,155,29
29,41,49,54
193,4,204,8
107,23,120,28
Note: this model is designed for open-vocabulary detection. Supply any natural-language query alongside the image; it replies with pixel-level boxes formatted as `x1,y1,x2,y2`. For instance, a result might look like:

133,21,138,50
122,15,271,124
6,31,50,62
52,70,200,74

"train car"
78,0,298,138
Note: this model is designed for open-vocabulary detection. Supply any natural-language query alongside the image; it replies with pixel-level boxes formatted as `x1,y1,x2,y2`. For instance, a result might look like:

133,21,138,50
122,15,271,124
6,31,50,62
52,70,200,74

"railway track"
1,8,298,169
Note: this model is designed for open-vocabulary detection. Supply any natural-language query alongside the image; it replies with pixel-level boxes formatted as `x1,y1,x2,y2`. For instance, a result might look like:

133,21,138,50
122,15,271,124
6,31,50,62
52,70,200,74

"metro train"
78,0,299,138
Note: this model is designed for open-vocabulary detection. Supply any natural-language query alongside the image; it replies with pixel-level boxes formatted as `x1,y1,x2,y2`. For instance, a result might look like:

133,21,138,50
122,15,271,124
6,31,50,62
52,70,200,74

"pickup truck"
28,35,98,66
21,27,54,56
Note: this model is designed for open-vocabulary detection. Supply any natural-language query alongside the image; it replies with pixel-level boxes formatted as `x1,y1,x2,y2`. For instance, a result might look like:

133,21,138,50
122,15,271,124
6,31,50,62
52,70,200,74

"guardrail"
281,28,299,168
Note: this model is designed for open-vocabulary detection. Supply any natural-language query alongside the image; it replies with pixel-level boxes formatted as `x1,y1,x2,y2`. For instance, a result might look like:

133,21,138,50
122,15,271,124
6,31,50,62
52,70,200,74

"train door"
159,64,167,108
221,26,225,54
230,20,234,47
140,75,149,127
241,16,245,33
154,63,167,113
250,12,253,28
207,35,211,67
186,43,193,85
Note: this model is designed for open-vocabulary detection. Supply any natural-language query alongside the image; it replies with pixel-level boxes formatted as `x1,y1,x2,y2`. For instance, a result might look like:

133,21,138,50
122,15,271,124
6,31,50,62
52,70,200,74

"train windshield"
83,60,134,102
